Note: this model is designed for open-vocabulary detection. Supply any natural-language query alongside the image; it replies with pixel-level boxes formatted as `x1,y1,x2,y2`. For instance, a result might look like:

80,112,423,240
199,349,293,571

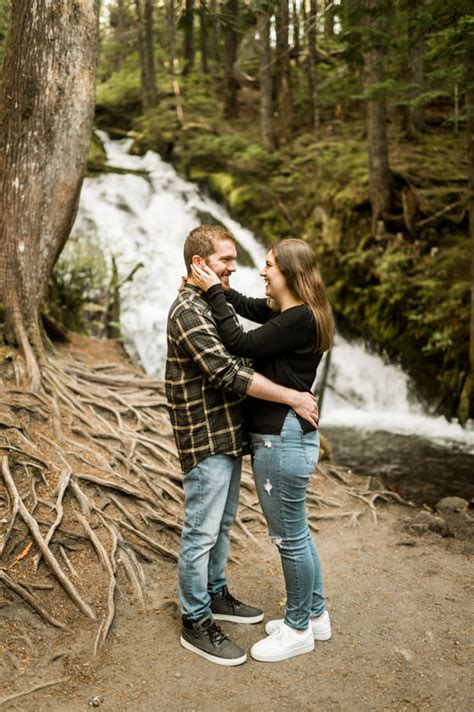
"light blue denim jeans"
250,410,325,630
178,454,242,622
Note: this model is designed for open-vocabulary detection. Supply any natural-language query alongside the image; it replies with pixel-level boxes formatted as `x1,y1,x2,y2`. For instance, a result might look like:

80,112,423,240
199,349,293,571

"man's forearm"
247,373,300,409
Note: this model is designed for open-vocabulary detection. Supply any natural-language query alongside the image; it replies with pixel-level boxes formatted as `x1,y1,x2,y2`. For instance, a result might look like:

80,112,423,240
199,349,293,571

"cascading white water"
72,133,266,375
72,134,474,458
318,335,474,447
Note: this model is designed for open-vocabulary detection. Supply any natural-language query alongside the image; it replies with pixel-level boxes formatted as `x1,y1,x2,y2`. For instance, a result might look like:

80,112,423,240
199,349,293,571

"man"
165,225,318,666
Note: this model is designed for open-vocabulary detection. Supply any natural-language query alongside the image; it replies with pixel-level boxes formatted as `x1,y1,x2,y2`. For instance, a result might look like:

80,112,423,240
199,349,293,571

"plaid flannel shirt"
165,284,254,473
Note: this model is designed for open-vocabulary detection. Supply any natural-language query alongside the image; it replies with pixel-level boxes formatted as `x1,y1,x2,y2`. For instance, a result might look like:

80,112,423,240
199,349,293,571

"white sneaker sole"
250,640,314,663
180,636,247,666
212,612,264,624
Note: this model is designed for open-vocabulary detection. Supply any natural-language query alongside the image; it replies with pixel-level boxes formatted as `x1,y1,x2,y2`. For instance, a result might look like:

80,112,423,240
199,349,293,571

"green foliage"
47,235,109,336
96,66,141,112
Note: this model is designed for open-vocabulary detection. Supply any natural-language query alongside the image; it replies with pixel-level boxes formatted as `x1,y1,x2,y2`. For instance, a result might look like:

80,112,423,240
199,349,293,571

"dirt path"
1,503,472,712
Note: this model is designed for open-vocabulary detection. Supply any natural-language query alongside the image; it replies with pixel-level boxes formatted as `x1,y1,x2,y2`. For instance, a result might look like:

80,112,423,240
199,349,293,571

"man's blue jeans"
250,410,325,630
178,454,242,622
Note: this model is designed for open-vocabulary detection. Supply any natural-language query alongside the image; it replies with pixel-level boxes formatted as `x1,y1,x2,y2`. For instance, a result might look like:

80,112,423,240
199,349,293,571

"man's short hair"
183,225,236,274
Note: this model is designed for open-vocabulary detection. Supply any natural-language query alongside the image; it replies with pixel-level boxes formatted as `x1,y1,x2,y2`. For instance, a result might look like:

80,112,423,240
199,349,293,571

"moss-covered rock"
87,131,107,172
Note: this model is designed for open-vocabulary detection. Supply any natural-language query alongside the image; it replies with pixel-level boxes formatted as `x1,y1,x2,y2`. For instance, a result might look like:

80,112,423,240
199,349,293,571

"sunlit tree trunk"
258,5,274,150
361,0,392,232
0,0,99,390
275,0,293,142
222,0,239,118
183,0,195,74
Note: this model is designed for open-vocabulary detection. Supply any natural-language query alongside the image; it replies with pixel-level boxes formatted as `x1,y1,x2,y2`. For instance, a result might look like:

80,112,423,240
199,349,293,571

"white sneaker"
250,623,314,662
265,610,331,641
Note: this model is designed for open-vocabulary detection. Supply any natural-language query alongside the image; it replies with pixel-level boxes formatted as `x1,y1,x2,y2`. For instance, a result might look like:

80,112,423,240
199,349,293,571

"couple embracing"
165,224,334,666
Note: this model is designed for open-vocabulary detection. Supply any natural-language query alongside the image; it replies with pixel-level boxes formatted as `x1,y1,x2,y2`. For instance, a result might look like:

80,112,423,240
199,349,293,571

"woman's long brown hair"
272,239,334,352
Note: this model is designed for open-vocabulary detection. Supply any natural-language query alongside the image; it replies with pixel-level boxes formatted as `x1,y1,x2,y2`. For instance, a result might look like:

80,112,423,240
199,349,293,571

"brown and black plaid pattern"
165,284,254,473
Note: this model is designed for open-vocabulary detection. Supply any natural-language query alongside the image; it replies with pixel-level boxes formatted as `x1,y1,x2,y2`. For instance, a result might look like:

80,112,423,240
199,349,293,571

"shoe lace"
222,590,242,612
206,621,228,645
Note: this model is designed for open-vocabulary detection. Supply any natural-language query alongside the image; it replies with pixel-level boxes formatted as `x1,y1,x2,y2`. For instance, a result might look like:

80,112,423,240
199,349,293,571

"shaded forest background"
0,0,473,422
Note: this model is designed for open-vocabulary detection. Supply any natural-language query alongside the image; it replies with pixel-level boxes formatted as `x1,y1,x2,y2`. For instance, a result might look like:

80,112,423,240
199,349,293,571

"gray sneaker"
180,615,247,666
210,586,264,624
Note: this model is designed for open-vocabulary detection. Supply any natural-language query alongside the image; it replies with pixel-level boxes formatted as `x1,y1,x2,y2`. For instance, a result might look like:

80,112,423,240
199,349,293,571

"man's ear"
192,255,205,267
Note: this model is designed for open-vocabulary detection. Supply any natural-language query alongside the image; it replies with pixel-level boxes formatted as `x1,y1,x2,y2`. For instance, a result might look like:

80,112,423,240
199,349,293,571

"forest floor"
1,337,473,712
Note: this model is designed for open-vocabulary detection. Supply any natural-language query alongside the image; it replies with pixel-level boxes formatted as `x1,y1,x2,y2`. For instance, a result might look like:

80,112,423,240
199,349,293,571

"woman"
191,238,334,663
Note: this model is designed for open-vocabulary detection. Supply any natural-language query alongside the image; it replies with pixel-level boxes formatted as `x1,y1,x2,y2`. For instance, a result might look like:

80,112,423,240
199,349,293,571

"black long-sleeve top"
206,284,323,434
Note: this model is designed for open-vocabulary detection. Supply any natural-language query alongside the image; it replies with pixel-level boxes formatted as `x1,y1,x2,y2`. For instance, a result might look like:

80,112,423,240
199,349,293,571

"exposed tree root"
0,347,408,654
0,570,65,629
0,677,69,708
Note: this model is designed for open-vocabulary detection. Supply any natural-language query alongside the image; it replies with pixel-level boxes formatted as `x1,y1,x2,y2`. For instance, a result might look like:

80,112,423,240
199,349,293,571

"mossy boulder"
87,131,107,170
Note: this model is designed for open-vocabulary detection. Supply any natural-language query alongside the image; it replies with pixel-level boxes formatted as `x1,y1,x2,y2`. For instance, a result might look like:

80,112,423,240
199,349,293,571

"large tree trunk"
135,0,158,108
275,0,293,142
362,0,392,233
0,0,99,391
183,0,195,74
307,0,319,137
407,0,425,133
222,0,239,119
257,5,274,151
199,0,209,74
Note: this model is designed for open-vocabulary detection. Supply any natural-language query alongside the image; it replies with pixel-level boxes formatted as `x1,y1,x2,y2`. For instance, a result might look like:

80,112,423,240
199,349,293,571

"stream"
71,134,474,506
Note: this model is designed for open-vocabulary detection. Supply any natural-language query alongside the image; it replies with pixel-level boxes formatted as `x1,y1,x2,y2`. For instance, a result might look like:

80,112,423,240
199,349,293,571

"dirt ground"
1,501,473,712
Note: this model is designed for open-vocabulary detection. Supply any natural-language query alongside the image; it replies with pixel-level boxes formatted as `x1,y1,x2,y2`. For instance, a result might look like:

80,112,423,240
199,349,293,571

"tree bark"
135,0,158,109
222,0,239,119
275,0,293,142
257,5,275,151
199,0,209,73
183,0,195,74
407,0,425,133
0,0,99,390
307,0,320,137
361,0,392,233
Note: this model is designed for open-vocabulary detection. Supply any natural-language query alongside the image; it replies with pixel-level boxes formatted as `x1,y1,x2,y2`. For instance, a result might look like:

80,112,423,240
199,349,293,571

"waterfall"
72,133,266,376
72,134,474,459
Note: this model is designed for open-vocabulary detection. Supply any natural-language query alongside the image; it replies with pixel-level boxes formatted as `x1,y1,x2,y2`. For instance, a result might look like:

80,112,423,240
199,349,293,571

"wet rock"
410,511,453,537
435,497,469,514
